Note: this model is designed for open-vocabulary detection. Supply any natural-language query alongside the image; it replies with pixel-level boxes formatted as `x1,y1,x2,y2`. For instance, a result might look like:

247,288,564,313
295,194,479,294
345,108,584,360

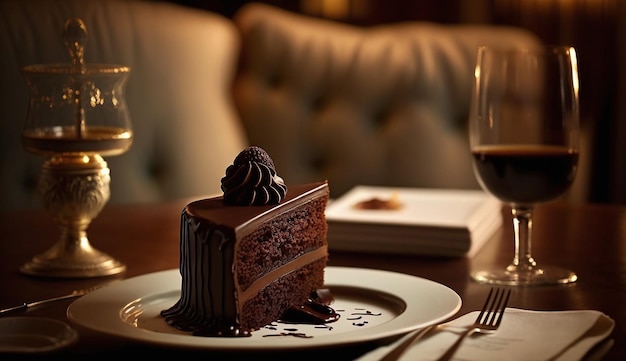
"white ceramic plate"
0,317,78,353
67,267,461,351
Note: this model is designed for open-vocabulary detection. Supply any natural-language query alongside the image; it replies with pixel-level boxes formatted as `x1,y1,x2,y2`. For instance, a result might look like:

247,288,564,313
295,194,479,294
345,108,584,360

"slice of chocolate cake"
161,146,330,337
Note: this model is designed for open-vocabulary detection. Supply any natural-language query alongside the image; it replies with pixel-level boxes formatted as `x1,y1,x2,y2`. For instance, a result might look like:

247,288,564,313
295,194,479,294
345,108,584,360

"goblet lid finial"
64,18,87,74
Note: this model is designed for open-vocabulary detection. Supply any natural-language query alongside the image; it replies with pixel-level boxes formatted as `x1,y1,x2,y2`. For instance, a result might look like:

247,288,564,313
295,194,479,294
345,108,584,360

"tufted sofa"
0,0,542,210
232,3,543,198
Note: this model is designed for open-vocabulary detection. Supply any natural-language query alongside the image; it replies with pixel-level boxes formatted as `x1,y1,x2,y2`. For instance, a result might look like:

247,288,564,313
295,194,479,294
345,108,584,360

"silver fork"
435,287,511,361
379,287,510,361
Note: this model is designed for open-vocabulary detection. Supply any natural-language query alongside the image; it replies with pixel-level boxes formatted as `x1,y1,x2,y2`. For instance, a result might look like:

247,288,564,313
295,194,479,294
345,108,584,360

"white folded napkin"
358,308,614,361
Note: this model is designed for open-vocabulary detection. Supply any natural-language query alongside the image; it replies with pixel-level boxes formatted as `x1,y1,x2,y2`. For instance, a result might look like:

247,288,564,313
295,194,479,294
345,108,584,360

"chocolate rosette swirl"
221,146,288,205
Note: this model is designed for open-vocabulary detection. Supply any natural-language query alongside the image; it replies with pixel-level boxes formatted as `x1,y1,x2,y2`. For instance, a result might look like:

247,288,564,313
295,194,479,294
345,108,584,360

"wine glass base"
471,266,577,286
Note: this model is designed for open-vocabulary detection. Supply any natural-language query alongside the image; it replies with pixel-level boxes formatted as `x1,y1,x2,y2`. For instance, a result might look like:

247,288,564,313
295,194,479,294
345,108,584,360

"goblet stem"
19,154,126,278
509,206,537,272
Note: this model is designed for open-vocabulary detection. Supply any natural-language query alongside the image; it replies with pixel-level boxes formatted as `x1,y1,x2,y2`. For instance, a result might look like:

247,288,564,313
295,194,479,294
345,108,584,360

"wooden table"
1,199,624,359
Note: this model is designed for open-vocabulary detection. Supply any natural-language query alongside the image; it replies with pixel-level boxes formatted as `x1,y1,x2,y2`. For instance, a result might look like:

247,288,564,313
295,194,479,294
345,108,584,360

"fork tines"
476,287,511,327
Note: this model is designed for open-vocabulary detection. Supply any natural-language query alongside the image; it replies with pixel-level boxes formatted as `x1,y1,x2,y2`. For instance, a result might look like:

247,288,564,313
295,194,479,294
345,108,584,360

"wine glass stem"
510,206,537,272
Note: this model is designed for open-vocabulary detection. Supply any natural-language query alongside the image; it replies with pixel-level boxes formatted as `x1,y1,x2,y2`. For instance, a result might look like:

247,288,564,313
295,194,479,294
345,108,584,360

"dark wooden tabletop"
0,199,624,360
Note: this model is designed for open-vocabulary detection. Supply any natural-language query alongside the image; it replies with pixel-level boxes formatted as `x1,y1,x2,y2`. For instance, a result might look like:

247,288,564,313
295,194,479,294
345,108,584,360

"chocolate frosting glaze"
221,146,287,205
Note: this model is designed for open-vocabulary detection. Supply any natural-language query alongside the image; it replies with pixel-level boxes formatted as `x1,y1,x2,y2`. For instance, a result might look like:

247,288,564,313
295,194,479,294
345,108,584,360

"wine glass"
469,45,580,286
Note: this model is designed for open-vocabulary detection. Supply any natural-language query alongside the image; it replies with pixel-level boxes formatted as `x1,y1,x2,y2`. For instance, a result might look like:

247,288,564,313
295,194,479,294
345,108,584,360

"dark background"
165,0,625,205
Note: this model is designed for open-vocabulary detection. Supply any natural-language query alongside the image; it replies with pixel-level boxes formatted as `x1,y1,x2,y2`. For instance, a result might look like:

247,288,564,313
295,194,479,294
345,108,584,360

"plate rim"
67,266,461,351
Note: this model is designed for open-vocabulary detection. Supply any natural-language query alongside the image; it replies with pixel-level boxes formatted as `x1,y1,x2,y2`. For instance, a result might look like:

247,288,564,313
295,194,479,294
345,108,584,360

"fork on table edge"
379,287,511,361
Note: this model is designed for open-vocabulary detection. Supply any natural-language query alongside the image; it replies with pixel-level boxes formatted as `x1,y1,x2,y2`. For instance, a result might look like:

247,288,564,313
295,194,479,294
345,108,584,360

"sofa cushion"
232,3,542,198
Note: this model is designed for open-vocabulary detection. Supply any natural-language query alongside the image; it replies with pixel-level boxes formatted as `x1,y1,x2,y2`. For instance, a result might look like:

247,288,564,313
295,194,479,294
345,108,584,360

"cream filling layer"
237,245,329,308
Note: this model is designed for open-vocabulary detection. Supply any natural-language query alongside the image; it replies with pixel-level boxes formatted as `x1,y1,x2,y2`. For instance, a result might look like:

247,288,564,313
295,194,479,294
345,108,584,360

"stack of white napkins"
325,186,502,257
357,308,615,361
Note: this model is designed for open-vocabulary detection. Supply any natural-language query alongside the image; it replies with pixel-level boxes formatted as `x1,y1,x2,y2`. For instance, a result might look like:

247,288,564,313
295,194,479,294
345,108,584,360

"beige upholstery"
0,0,544,210
0,0,247,210
232,3,542,198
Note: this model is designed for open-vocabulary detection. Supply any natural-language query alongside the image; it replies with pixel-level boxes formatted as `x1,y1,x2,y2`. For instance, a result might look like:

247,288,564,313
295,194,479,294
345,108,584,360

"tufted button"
266,71,282,89
310,94,326,112
309,155,326,173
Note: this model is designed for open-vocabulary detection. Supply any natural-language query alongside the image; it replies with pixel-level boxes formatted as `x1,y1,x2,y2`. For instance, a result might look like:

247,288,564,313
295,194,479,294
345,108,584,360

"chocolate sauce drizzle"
279,289,340,325
163,287,389,339
162,289,340,338
262,292,387,338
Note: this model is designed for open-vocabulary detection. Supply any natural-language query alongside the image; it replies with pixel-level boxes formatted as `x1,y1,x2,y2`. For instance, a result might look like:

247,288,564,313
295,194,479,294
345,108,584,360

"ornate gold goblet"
19,18,132,278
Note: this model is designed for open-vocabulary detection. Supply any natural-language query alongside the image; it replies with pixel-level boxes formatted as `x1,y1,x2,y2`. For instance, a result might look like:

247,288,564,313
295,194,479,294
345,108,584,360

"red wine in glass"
472,145,578,205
